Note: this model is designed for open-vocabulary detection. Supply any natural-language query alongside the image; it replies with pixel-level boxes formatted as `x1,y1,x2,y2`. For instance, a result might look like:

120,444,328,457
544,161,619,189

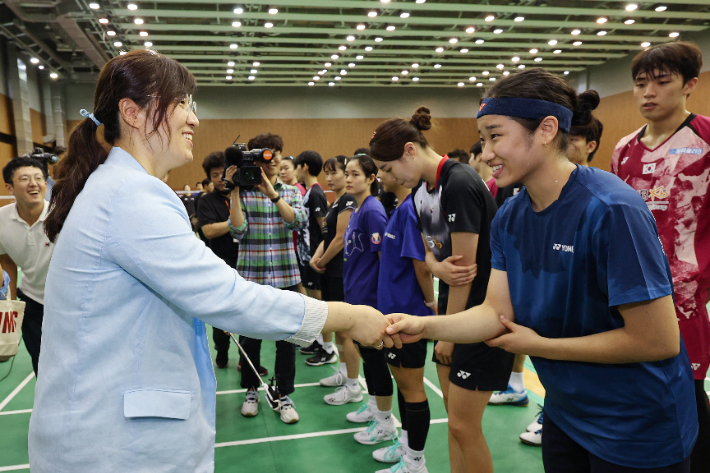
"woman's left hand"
485,315,544,355
255,168,278,199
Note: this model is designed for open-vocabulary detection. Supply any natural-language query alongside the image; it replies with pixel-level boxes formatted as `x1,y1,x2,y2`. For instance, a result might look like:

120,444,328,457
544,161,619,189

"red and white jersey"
611,113,710,379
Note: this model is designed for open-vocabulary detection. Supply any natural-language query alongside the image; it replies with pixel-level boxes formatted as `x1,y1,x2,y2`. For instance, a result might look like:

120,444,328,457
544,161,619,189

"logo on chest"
642,163,656,174
552,243,574,253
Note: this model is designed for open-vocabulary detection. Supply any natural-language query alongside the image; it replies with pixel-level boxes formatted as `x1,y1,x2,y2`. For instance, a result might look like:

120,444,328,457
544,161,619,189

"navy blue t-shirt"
343,195,387,307
491,165,697,468
378,195,434,317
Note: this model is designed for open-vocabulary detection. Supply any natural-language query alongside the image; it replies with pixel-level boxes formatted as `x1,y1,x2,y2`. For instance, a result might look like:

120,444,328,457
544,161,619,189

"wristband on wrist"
424,300,437,309
270,195,281,204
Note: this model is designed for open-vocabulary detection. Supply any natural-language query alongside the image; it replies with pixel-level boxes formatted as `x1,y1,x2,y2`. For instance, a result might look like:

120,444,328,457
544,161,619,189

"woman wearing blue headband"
383,68,697,473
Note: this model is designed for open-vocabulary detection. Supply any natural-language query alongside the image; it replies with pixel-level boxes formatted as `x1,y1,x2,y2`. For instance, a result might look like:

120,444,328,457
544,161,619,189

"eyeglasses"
17,175,46,185
178,94,197,116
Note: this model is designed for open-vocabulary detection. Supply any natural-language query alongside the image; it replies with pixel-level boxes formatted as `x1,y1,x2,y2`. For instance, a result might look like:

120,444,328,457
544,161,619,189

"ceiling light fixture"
349,62,355,67
434,64,441,68
89,3,100,9
469,76,476,81
476,82,482,86
564,71,570,75
597,17,608,24
347,35,355,41
308,82,314,86
107,30,116,36
387,25,396,31
248,75,255,80
475,39,484,44
38,65,44,70
140,31,148,37
50,72,58,79
514,16,525,22
626,3,638,11
331,54,339,59
496,63,504,69
571,29,581,35
251,69,258,74
127,3,138,10
30,58,39,64
340,69,347,74
503,71,510,76
548,39,558,45
402,70,409,75
460,48,469,53
494,29,503,34
356,24,366,30
232,21,242,27
144,41,152,47
228,61,235,66
335,76,341,80
325,62,332,67
339,45,347,50
412,77,419,81
489,77,496,81
134,18,144,25
465,27,475,34
518,64,525,69
227,69,234,73
597,31,608,36
482,70,490,76
641,41,651,47
529,48,538,54
553,49,562,54
392,76,399,81
368,11,378,17
264,22,273,28
226,75,232,80
485,14,495,21
234,7,243,14
114,41,123,47
356,55,363,60
99,18,109,24
268,8,278,14
230,43,238,49
400,12,410,19
449,38,458,44
253,61,260,66
458,82,465,87
655,5,667,12
512,56,520,62
329,82,335,86
365,46,373,51
624,19,636,25
573,41,583,46
313,76,320,81
669,32,680,38
534,57,543,62
375,37,383,42
435,47,444,53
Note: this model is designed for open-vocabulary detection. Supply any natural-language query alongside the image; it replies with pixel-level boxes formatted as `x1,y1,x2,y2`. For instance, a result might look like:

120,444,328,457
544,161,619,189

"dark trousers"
691,379,710,473
542,413,691,473
212,256,237,364
17,289,43,376
239,285,299,395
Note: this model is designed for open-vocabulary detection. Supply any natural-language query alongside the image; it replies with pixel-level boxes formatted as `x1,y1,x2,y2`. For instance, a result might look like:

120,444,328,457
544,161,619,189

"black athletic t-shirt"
412,158,497,310
322,193,357,278
297,183,328,264
180,192,197,217
196,190,239,264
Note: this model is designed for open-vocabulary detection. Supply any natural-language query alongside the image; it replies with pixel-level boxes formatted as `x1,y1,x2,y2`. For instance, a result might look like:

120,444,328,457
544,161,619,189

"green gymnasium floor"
2,334,709,472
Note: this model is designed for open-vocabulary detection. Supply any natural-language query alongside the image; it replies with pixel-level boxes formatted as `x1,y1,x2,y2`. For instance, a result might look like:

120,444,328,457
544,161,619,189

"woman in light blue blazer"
28,50,396,473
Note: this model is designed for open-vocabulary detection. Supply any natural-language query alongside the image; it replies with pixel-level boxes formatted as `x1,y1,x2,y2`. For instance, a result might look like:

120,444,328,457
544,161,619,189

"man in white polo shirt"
0,156,55,376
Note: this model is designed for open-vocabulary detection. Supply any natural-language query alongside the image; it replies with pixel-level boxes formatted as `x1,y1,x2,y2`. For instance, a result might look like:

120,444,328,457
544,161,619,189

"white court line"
423,376,443,399
0,373,34,412
217,382,321,395
0,464,29,471
0,409,32,416
215,417,449,449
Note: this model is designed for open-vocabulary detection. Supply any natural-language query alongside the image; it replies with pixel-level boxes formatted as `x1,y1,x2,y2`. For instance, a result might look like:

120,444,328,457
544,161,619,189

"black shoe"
237,361,269,376
216,358,228,369
299,340,322,355
305,348,338,366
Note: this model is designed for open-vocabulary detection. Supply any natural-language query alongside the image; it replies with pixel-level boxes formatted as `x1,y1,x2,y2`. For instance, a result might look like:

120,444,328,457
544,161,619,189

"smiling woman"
29,50,397,473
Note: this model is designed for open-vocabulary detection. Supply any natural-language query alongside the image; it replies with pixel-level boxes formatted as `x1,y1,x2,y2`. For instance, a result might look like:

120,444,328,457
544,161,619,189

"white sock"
375,408,392,425
346,378,359,389
400,430,409,448
367,395,377,410
316,333,324,345
322,341,334,353
405,446,425,468
509,371,525,393
339,361,347,375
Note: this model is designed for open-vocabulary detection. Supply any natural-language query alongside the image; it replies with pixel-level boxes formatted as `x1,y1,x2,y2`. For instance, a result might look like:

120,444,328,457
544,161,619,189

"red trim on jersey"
435,156,449,187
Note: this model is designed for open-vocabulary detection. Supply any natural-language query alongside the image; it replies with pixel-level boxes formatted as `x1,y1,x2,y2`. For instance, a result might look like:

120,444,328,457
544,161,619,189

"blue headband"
476,97,573,133
79,109,101,127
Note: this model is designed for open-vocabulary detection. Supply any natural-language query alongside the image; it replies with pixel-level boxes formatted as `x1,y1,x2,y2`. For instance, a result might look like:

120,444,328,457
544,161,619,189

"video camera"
223,142,274,189
28,147,59,165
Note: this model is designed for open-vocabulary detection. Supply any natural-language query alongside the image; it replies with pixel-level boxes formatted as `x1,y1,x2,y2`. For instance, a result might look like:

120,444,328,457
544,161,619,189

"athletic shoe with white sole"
354,419,397,445
373,439,404,464
520,428,542,446
376,457,428,473
319,370,347,387
299,340,322,355
305,348,338,366
347,404,376,423
526,412,544,432
488,384,529,406
324,384,363,406
240,388,259,417
279,396,299,424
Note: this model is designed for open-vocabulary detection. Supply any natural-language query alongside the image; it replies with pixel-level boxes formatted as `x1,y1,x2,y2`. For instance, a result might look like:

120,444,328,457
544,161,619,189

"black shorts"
432,341,514,392
299,262,322,291
321,276,344,302
385,339,428,369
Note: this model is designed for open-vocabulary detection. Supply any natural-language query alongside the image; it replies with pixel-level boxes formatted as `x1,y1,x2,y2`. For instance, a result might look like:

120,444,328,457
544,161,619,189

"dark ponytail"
483,68,600,154
348,155,379,195
369,106,433,162
569,90,603,162
45,50,196,242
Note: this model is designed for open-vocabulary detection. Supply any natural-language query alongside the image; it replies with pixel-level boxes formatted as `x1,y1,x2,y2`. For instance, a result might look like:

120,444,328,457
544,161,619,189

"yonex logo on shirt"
552,243,574,253
621,157,629,165
388,352,396,359
385,232,396,240
447,213,456,222
457,370,471,379
669,148,703,155
691,363,701,371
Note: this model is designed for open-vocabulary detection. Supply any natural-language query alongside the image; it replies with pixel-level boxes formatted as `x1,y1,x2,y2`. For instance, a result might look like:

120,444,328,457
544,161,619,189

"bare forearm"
445,282,471,315
274,198,296,223
229,190,245,228
413,260,435,304
530,327,680,364
202,221,230,239
423,303,505,342
0,255,17,300
321,301,358,333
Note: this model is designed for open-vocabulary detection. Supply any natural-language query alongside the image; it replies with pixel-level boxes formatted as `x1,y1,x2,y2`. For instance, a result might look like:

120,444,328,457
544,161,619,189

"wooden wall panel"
592,70,710,172
30,109,46,145
0,93,12,136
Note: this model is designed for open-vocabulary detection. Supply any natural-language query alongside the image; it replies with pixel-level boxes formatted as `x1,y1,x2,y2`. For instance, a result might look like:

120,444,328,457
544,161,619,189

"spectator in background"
179,184,197,221
446,149,470,165
196,181,203,191
468,142,496,196
567,117,603,166
0,156,55,375
281,155,306,196
196,151,241,370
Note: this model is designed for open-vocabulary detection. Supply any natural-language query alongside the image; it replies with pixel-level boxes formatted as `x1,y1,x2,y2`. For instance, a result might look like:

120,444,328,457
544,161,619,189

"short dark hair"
201,178,210,187
446,149,470,164
248,133,284,153
569,117,604,162
324,155,348,173
353,147,369,156
202,151,225,178
470,141,482,156
294,150,323,176
3,156,48,184
631,41,702,84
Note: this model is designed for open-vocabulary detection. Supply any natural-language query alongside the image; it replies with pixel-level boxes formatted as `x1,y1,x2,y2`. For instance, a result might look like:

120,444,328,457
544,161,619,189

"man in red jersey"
611,41,709,472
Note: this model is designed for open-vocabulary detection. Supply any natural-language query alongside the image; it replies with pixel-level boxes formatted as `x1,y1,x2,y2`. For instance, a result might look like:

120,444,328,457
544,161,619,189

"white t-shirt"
0,201,54,304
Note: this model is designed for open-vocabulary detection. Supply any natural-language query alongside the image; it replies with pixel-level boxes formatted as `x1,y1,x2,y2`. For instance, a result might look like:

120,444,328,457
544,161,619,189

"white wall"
64,82,483,120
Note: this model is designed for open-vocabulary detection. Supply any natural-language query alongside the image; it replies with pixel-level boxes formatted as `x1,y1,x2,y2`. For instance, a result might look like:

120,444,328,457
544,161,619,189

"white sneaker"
324,385,363,406
319,371,347,387
526,412,544,432
520,428,542,446
373,439,404,464
240,388,259,417
346,404,376,423
376,457,428,473
279,396,299,424
354,419,397,445
488,384,529,406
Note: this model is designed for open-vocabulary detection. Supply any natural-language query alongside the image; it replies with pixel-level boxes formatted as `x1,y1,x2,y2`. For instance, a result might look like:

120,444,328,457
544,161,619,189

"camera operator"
196,151,240,369
0,156,55,376
228,132,307,424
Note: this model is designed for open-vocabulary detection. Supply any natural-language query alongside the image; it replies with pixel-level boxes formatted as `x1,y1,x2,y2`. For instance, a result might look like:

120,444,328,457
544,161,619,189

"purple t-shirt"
343,195,387,307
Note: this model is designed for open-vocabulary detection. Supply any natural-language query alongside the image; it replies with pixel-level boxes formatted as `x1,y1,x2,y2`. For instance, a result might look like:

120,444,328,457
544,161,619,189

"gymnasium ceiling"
2,0,710,88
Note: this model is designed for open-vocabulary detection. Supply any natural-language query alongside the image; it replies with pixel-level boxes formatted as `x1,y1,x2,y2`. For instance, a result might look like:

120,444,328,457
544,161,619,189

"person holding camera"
0,156,55,376
228,132,307,424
